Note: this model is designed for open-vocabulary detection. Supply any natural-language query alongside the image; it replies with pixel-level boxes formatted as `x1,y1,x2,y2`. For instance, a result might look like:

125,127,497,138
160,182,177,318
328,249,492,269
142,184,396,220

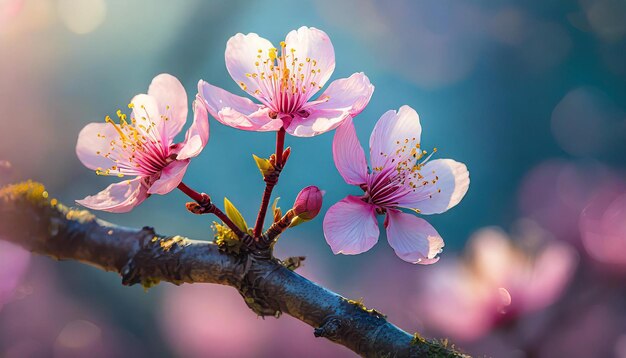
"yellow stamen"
105,116,128,141
268,47,277,61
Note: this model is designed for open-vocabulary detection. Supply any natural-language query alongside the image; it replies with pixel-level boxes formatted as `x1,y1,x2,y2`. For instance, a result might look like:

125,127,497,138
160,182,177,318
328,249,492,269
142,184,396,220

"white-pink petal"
286,73,374,137
385,209,444,264
76,122,120,172
225,32,275,104
323,196,379,255
284,109,347,137
148,159,190,195
332,118,368,185
198,80,282,132
147,73,189,141
311,72,374,115
369,105,422,170
283,26,336,99
177,98,210,160
76,177,149,213
396,159,470,215
130,93,171,149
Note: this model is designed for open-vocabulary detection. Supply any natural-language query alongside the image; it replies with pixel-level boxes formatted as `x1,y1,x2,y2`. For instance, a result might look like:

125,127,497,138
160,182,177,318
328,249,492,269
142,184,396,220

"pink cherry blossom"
518,159,624,245
580,187,626,271
416,227,577,341
76,74,209,213
323,105,470,263
197,26,374,137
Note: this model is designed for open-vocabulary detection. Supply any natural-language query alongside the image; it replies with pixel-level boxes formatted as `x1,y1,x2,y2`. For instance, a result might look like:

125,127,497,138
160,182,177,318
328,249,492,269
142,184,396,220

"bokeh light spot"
57,0,106,35
55,320,102,349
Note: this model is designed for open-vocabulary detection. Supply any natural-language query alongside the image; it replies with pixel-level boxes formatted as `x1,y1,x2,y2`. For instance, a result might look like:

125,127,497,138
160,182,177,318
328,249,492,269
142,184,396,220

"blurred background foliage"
1,0,625,356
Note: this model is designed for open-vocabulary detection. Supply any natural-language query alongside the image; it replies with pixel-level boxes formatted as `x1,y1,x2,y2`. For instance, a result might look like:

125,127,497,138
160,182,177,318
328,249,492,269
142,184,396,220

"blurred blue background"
1,0,626,356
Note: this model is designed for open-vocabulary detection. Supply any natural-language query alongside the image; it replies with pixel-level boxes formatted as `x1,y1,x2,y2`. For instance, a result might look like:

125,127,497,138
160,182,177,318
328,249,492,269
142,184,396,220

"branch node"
141,226,156,236
281,256,306,271
314,316,344,340
238,255,282,317
121,233,190,289
121,259,139,286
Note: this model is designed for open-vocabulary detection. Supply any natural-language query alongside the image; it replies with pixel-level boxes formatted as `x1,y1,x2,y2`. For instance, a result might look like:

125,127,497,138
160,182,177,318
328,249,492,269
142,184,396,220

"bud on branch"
260,186,324,245
291,186,324,226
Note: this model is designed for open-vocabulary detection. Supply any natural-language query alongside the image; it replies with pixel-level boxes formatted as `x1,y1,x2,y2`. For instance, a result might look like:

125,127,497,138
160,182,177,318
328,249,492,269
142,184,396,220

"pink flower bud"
292,186,324,220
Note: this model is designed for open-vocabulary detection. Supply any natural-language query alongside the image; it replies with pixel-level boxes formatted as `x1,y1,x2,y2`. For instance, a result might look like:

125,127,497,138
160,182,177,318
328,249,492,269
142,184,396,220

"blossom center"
366,144,440,209
242,41,326,114
94,104,170,178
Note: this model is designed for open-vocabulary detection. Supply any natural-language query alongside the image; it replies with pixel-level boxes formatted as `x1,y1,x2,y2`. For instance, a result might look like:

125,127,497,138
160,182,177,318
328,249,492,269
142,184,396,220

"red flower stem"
275,127,286,166
253,181,277,239
253,128,286,238
177,182,205,203
177,182,245,238
262,209,296,244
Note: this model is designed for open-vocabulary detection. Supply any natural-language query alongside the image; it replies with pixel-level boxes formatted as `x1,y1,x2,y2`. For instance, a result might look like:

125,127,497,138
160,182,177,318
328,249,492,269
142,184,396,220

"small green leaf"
224,197,248,232
253,154,274,176
290,214,307,227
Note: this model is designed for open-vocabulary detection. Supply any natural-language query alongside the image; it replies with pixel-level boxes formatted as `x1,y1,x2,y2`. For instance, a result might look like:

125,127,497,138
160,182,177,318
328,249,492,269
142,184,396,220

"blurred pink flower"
0,240,30,311
343,254,427,333
416,227,577,341
580,188,626,271
539,304,622,358
0,260,137,357
323,106,469,263
76,74,209,213
159,284,269,357
518,159,624,244
198,26,374,137
159,283,351,357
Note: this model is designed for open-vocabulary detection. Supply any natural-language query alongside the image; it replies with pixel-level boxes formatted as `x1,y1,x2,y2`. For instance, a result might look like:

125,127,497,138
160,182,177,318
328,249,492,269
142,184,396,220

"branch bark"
0,181,467,358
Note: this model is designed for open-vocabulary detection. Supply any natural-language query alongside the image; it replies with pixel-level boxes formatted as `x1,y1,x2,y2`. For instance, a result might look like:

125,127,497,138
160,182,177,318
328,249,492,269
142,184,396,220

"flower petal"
177,98,210,160
385,209,444,264
284,109,346,137
396,159,469,215
76,177,149,213
76,122,120,171
147,73,189,141
369,105,422,170
130,93,172,151
284,26,335,97
285,73,374,137
332,118,368,185
198,80,283,132
311,72,374,114
323,196,379,255
148,159,190,195
525,242,577,312
225,32,275,104
467,228,514,283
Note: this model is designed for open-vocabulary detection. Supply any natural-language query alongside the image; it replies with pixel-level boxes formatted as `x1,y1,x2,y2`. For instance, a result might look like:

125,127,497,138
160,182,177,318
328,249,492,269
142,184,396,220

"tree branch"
0,181,467,358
